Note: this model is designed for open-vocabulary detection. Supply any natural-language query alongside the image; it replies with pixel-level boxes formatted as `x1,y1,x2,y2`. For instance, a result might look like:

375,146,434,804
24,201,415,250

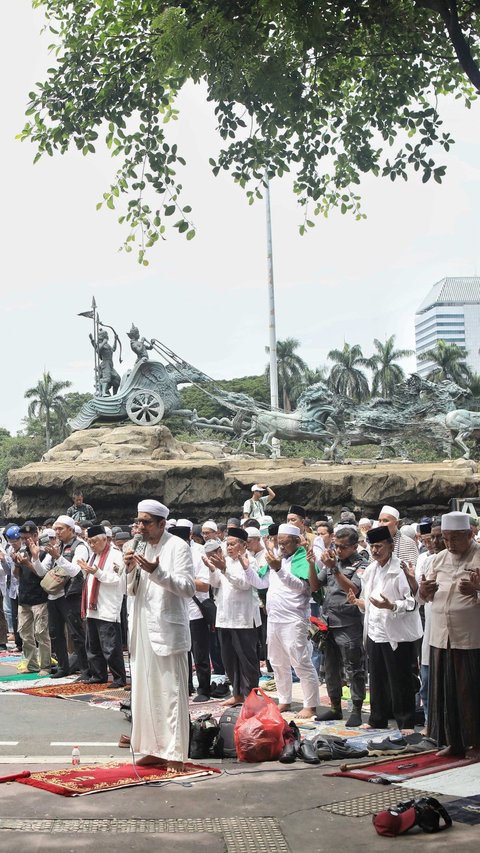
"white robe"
128,532,195,761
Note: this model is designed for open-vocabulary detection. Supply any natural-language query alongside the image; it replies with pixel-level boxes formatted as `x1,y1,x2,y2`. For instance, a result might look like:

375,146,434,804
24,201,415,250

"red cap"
373,807,417,836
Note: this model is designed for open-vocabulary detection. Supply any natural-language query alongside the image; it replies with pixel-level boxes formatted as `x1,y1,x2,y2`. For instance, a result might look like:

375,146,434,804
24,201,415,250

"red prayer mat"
17,681,112,698
7,761,220,796
325,750,478,782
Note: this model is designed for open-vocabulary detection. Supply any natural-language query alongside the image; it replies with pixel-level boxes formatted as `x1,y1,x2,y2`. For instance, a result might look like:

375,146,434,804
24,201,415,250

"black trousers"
324,624,366,705
48,595,89,676
209,628,225,675
217,627,260,699
11,598,22,650
189,618,211,696
367,638,417,730
86,618,126,683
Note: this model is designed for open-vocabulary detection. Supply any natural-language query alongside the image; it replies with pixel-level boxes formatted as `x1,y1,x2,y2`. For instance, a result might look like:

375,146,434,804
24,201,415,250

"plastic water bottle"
71,746,80,766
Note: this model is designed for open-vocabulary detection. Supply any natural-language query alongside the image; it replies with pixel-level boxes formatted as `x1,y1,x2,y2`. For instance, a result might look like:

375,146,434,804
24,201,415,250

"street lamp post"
265,173,281,458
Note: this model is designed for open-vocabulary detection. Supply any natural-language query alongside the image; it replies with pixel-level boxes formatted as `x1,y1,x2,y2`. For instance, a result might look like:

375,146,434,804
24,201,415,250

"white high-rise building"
415,277,480,378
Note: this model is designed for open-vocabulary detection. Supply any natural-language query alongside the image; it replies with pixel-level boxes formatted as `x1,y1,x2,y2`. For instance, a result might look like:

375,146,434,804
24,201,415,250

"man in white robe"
124,499,195,767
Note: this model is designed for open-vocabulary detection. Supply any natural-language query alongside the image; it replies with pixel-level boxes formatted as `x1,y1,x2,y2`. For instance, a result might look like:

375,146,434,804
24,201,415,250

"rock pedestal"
2,425,479,522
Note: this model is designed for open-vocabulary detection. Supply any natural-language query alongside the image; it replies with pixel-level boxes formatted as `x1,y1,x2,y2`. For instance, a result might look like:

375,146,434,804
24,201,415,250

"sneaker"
367,738,408,756
192,693,211,703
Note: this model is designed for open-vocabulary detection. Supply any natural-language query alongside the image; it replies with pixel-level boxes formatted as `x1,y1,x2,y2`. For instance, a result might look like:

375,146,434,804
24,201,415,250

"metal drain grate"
0,817,290,851
320,785,441,817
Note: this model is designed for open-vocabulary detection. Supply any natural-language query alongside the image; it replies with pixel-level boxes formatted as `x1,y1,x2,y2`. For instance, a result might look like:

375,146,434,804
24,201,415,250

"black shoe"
330,742,369,760
0,644,7,651
107,680,126,689
211,682,231,698
50,670,69,679
74,676,93,684
296,739,320,764
279,721,301,764
311,735,334,761
315,705,343,722
279,741,297,763
367,738,408,756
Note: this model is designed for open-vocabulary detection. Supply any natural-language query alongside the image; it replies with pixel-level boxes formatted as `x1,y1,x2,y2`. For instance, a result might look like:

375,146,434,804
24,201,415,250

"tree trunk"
45,410,51,451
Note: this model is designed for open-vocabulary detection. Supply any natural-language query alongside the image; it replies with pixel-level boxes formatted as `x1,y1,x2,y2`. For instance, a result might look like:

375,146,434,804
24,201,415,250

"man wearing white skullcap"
123,499,195,767
244,522,320,718
378,505,418,566
420,512,480,758
28,516,91,679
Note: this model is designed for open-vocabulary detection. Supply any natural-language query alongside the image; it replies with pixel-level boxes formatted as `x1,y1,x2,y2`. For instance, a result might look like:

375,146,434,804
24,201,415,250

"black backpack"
213,705,243,758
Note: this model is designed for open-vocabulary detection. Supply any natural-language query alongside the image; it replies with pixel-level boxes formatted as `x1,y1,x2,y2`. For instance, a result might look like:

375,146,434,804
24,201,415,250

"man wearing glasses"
309,526,368,727
123,499,195,769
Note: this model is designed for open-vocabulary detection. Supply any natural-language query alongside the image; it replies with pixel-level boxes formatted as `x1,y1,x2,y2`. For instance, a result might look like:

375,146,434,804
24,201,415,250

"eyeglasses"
133,518,157,526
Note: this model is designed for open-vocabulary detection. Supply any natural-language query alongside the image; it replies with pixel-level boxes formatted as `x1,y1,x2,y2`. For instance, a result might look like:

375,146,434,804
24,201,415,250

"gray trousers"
324,623,366,705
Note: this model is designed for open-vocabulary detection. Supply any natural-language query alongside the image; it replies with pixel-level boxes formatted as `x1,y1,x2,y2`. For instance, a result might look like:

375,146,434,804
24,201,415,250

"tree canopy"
21,1,479,260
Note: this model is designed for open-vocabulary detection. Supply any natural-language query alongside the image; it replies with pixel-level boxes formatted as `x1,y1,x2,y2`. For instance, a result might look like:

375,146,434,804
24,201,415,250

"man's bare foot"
400,729,415,736
420,727,428,736
296,707,316,719
278,703,292,712
436,745,465,758
222,695,243,706
136,755,185,771
136,755,168,766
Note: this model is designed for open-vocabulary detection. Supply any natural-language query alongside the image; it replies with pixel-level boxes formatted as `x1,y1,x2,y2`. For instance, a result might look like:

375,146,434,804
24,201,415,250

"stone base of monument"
2,425,479,523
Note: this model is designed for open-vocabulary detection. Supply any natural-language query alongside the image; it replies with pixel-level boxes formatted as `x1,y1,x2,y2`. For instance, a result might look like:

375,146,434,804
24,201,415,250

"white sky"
1,1,479,434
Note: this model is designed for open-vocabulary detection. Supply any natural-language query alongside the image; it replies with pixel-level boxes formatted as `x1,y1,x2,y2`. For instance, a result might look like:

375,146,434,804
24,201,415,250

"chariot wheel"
126,389,164,425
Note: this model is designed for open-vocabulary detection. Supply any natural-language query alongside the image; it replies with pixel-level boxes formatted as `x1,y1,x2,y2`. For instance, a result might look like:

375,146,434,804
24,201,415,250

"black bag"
213,705,243,758
192,594,217,627
189,713,220,759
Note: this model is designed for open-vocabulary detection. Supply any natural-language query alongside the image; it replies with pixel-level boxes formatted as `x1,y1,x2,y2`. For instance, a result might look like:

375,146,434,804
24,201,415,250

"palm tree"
367,335,414,397
25,372,72,450
265,337,308,410
417,339,472,386
327,343,370,402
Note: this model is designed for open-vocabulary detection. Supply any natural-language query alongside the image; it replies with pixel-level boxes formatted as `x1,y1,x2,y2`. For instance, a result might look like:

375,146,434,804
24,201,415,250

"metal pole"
265,173,280,458
92,296,100,395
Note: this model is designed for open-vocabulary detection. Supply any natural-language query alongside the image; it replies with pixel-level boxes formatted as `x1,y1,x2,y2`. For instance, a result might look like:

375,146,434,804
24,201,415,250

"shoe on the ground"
310,735,334,761
107,680,127,689
261,678,276,691
118,734,131,748
330,742,369,760
367,738,408,756
86,678,106,684
279,722,301,763
192,693,211,703
16,659,28,672
74,676,92,684
315,705,343,722
296,739,320,764
0,644,7,651
210,682,231,698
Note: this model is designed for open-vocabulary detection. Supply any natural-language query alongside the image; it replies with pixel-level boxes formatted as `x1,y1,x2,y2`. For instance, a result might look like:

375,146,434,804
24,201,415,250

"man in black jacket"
310,526,368,727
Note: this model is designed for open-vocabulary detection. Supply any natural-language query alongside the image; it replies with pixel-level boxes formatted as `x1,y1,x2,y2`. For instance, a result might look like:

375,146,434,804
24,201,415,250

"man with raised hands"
123,499,195,768
243,522,319,719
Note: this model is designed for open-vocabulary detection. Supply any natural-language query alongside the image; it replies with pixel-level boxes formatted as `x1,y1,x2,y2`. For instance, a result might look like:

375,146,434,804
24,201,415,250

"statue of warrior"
90,329,121,396
127,324,153,363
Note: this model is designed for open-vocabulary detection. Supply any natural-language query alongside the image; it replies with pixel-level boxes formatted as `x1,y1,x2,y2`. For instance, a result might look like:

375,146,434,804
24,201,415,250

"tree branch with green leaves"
20,1,479,261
